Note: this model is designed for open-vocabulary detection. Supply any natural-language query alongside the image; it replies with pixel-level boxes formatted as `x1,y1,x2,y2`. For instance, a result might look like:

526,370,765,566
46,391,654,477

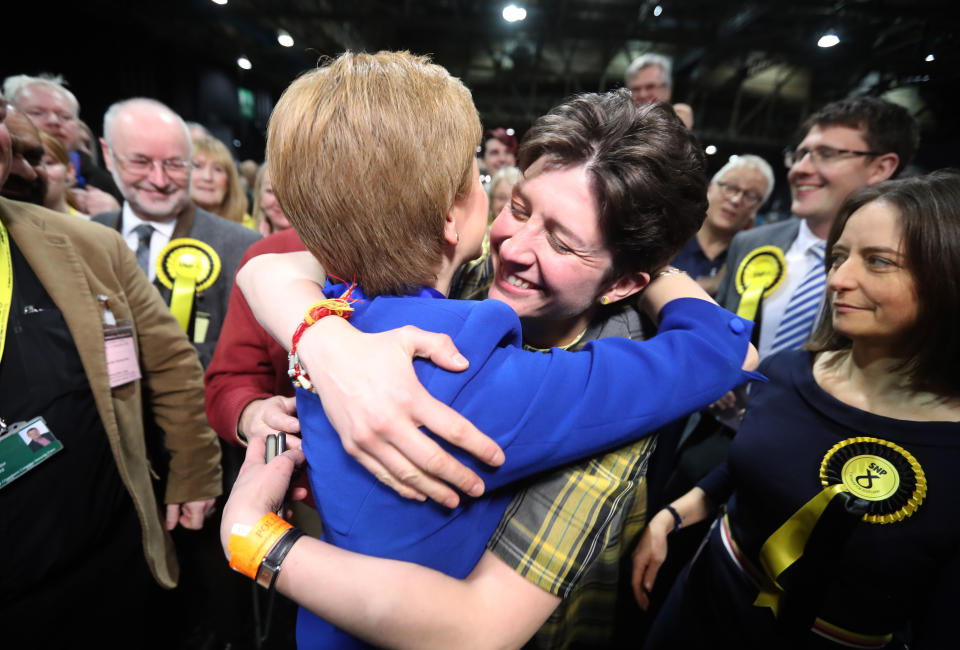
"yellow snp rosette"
734,245,786,321
752,437,926,616
155,238,221,334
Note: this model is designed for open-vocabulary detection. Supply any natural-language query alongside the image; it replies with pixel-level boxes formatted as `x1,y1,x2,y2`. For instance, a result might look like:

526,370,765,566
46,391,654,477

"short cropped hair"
268,51,481,296
3,74,80,115
803,95,919,177
711,154,775,205
191,136,247,224
808,170,960,397
518,93,706,275
624,54,672,87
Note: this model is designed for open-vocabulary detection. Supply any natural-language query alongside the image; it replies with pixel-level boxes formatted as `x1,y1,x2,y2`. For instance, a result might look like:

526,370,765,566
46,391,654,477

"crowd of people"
0,46,955,650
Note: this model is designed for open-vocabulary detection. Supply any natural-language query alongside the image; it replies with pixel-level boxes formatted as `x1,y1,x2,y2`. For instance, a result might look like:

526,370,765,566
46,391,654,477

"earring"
456,232,460,244
600,296,610,306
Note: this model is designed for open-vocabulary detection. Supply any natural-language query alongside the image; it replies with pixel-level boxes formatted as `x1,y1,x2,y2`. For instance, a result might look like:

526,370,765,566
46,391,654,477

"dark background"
6,0,957,215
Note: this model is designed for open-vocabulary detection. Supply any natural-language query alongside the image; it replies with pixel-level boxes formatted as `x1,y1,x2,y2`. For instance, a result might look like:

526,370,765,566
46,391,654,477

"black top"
699,350,960,645
0,236,137,603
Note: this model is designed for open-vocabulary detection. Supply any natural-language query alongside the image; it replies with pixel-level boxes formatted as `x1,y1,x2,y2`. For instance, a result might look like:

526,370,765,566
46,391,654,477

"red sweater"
204,228,306,445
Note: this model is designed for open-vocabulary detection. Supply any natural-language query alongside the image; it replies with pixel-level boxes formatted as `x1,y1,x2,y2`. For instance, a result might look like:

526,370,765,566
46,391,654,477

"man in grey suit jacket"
92,97,260,368
716,96,918,360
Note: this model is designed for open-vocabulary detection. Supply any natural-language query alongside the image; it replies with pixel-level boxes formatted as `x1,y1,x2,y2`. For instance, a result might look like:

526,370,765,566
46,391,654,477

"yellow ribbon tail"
170,275,197,333
736,283,765,321
752,483,848,616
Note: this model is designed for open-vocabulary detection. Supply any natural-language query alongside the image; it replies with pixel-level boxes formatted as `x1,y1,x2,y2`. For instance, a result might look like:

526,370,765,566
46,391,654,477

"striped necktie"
134,223,154,276
770,241,826,354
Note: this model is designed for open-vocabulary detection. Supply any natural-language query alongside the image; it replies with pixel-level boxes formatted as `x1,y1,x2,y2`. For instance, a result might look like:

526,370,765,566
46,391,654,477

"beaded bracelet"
663,504,685,533
288,286,359,392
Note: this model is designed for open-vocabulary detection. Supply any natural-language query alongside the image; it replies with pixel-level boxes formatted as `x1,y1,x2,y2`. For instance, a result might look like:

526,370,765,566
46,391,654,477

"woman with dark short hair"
222,51,759,649
634,170,960,650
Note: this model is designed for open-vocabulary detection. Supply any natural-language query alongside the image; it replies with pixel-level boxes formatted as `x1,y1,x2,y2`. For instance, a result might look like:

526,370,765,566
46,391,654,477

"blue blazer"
296,282,760,648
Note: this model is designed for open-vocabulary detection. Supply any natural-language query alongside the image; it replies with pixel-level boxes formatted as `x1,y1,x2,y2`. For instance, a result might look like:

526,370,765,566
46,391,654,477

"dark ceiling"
5,0,958,183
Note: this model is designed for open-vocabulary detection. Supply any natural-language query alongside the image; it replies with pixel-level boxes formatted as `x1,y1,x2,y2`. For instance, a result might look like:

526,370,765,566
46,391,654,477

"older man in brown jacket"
0,97,221,646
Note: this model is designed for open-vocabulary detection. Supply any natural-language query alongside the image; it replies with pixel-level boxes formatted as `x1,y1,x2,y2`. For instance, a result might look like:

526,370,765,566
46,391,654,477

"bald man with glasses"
93,97,260,368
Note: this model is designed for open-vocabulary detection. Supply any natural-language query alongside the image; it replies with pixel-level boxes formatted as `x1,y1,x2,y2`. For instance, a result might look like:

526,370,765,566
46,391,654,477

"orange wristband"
228,513,293,579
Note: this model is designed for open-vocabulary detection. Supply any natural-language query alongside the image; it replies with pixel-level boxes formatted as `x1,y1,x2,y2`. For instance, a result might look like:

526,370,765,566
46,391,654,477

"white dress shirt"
120,203,178,282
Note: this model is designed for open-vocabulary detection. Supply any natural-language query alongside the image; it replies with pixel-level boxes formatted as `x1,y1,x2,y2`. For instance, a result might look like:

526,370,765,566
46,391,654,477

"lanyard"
0,219,12,369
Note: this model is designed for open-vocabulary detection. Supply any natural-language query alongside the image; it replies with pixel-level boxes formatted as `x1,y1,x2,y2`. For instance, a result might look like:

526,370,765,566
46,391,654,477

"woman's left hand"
220,435,308,561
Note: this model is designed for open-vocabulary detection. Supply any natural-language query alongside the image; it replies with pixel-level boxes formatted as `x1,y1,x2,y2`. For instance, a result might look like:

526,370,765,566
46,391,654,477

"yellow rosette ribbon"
155,238,221,334
752,437,926,616
734,245,786,321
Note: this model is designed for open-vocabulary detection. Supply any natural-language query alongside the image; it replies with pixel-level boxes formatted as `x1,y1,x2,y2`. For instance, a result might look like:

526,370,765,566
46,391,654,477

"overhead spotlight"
237,56,252,70
506,128,515,136
277,30,294,48
653,5,663,17
503,4,527,22
233,139,242,148
728,154,739,162
211,0,227,5
705,145,717,156
817,33,840,48
925,53,935,62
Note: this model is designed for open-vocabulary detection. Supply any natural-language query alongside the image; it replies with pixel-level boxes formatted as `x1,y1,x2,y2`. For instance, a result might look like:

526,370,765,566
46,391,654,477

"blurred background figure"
186,121,212,143
252,164,291,235
487,165,521,224
3,73,122,213
190,135,254,229
479,127,517,180
1,107,47,206
672,154,774,295
625,53,673,105
625,54,695,129
40,131,87,217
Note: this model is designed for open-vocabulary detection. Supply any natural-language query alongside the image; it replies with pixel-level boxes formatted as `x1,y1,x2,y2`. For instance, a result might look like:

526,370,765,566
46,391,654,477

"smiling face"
190,152,229,210
482,137,515,174
827,200,918,352
104,104,192,222
487,157,617,347
705,166,768,236
788,124,893,232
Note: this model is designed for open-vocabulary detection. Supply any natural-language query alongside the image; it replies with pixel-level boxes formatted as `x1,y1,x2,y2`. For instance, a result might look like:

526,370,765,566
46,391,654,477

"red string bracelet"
287,282,359,392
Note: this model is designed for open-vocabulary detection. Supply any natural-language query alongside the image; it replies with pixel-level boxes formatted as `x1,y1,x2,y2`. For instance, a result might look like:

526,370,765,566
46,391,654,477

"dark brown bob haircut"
267,51,481,295
803,95,919,177
808,169,960,397
518,92,707,276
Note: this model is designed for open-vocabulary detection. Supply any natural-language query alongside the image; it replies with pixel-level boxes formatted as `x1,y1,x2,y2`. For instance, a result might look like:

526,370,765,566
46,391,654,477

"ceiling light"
817,33,840,48
211,0,227,5
925,53,935,62
237,56,252,70
653,5,663,17
277,30,294,48
705,145,717,155
503,4,527,22
506,128,515,136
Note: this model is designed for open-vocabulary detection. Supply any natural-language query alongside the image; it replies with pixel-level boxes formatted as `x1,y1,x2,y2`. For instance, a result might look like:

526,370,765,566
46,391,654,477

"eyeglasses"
111,151,193,179
24,108,76,124
629,83,666,94
715,180,764,206
783,145,881,168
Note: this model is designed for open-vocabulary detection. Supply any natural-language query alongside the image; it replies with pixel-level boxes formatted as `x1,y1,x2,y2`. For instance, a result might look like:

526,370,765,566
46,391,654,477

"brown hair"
191,136,247,224
808,170,960,397
518,94,707,276
268,51,481,295
40,131,82,212
802,96,919,177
